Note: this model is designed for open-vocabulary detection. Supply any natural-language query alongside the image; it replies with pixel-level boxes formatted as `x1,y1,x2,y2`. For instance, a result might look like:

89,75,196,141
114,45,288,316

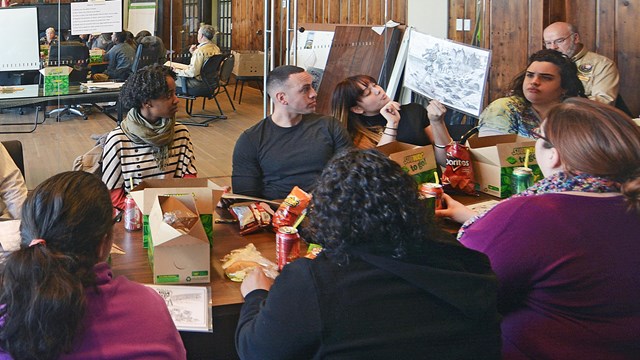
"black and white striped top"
101,124,197,192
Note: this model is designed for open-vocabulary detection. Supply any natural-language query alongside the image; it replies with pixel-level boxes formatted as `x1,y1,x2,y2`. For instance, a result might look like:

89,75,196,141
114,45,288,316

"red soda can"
276,226,300,271
123,195,142,231
419,183,445,210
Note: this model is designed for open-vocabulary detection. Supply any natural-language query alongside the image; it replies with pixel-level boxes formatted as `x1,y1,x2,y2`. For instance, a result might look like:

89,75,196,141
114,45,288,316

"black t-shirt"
360,102,431,145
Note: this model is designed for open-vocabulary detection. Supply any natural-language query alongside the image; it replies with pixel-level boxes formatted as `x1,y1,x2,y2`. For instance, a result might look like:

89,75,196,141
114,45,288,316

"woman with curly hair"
440,98,640,358
101,64,196,208
0,171,186,359
235,149,502,360
479,49,585,138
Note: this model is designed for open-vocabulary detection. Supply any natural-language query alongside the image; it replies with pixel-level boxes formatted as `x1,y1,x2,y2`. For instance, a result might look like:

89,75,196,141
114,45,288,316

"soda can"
511,167,533,195
276,226,300,271
123,195,142,231
419,183,444,210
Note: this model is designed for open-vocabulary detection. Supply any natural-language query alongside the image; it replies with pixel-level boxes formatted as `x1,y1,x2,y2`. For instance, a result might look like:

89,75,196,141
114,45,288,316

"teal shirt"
478,96,541,138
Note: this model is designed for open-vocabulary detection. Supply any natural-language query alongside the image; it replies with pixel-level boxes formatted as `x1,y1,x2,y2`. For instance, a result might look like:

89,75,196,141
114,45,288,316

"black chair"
202,53,236,113
46,42,91,120
178,54,226,127
131,39,166,74
614,94,634,117
1,140,25,178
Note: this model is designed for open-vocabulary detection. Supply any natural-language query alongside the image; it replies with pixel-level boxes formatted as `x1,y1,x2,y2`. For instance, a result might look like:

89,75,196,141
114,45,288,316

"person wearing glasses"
437,98,640,359
0,171,186,359
477,49,585,138
543,22,619,105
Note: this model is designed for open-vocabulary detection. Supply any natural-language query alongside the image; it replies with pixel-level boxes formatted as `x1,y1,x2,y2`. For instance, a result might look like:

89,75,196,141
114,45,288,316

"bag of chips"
272,186,312,230
442,127,479,195
229,202,274,235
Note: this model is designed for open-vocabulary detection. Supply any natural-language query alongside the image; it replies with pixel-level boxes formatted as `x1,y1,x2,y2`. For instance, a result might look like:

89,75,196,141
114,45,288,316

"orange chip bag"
272,186,312,230
442,142,477,195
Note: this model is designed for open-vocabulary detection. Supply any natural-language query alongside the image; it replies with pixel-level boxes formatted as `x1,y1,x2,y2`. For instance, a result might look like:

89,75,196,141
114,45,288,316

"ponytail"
0,243,85,360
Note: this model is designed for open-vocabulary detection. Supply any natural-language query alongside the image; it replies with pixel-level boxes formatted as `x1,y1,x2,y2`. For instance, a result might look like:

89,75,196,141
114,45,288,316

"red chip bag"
442,142,477,195
272,186,312,230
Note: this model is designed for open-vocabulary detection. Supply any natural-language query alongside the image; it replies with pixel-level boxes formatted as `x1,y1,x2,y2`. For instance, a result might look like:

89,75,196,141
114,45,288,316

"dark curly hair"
509,49,585,103
0,171,113,360
119,64,176,110
307,148,447,264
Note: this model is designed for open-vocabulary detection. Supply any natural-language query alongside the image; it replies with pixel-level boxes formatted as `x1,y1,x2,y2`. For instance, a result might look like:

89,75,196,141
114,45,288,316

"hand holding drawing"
427,99,447,123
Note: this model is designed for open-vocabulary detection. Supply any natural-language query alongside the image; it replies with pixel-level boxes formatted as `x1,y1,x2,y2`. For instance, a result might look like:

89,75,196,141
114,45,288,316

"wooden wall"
231,0,407,52
449,0,639,116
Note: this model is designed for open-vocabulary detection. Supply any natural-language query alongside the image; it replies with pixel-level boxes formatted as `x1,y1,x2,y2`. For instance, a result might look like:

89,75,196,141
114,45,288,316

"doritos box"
467,134,542,198
148,195,210,284
377,141,438,185
130,179,224,248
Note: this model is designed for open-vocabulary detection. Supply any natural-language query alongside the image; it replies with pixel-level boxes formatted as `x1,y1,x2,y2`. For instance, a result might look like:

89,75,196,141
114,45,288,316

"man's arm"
329,116,354,153
176,48,201,78
0,145,27,219
589,60,619,105
231,132,264,197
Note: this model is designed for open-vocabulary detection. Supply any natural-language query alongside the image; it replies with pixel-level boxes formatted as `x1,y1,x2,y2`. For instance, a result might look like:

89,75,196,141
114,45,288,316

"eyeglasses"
113,207,124,224
544,33,574,47
530,127,553,147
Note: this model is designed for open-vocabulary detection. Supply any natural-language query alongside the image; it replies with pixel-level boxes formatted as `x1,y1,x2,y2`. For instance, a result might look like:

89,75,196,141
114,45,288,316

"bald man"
543,22,619,105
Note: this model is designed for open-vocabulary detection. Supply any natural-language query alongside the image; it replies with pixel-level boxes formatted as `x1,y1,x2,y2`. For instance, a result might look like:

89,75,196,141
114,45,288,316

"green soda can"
511,167,533,195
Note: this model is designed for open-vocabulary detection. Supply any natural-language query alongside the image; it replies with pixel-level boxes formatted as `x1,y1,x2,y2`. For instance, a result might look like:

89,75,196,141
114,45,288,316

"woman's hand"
427,99,447,124
240,267,274,298
380,101,401,128
435,193,477,224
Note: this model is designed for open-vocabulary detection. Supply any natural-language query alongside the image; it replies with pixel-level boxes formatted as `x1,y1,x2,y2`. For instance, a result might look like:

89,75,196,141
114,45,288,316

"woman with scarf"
438,97,640,359
102,64,196,208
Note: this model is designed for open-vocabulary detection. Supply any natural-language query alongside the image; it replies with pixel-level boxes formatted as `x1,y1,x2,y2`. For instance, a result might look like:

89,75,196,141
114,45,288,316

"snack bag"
272,186,312,230
442,141,477,195
229,202,274,235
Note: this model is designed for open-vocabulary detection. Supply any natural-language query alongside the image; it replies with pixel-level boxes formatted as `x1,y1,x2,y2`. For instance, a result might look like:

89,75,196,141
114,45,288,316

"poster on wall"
127,2,156,36
291,30,335,91
71,0,123,35
404,31,491,117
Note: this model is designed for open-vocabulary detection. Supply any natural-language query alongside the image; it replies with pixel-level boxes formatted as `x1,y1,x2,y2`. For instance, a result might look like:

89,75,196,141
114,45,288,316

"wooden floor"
0,82,266,190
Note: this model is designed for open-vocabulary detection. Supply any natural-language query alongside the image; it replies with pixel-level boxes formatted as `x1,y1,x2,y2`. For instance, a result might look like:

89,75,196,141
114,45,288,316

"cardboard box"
89,49,104,63
39,66,72,95
148,195,210,284
467,134,543,198
232,50,264,77
377,142,438,185
130,178,224,248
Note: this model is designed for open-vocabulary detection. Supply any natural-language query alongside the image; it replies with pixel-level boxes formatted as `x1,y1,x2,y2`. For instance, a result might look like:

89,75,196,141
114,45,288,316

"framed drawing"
404,31,491,117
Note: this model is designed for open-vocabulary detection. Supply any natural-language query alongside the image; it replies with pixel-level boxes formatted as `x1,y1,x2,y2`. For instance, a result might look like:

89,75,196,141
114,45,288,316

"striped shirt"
101,123,197,192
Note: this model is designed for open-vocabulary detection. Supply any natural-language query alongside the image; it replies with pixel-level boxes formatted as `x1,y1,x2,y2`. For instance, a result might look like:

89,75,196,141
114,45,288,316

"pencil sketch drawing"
404,31,491,117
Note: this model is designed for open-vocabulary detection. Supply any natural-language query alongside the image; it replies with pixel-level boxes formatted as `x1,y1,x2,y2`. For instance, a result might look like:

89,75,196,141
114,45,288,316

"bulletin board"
0,7,41,72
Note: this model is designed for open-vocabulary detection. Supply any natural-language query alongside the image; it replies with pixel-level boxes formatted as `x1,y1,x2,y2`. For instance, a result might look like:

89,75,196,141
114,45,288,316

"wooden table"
110,192,496,359
111,219,276,360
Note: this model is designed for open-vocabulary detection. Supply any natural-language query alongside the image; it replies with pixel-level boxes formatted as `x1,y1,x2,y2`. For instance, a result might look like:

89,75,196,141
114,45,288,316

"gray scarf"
121,108,175,169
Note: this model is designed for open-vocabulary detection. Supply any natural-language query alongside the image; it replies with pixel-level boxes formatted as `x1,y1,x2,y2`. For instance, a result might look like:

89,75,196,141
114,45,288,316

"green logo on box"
191,270,209,277
156,275,180,283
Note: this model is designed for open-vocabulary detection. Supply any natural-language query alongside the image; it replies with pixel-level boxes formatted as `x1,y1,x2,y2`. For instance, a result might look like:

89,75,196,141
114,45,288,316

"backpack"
72,144,103,176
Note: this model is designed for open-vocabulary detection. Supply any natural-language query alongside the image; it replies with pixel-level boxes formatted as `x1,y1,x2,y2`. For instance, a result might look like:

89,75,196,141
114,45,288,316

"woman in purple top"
438,98,640,359
0,171,186,360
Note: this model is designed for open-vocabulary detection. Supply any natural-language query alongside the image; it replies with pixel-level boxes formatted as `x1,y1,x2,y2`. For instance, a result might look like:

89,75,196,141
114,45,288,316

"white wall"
407,0,448,38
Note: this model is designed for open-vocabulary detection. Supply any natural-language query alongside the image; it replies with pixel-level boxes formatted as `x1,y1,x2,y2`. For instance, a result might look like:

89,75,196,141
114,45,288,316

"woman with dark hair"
101,64,196,208
331,75,452,165
235,149,502,359
0,171,186,359
439,98,640,358
134,30,152,45
478,49,585,137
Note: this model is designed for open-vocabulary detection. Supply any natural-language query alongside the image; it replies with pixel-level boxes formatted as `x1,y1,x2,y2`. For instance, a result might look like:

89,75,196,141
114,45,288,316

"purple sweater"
1,262,186,359
460,193,640,359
